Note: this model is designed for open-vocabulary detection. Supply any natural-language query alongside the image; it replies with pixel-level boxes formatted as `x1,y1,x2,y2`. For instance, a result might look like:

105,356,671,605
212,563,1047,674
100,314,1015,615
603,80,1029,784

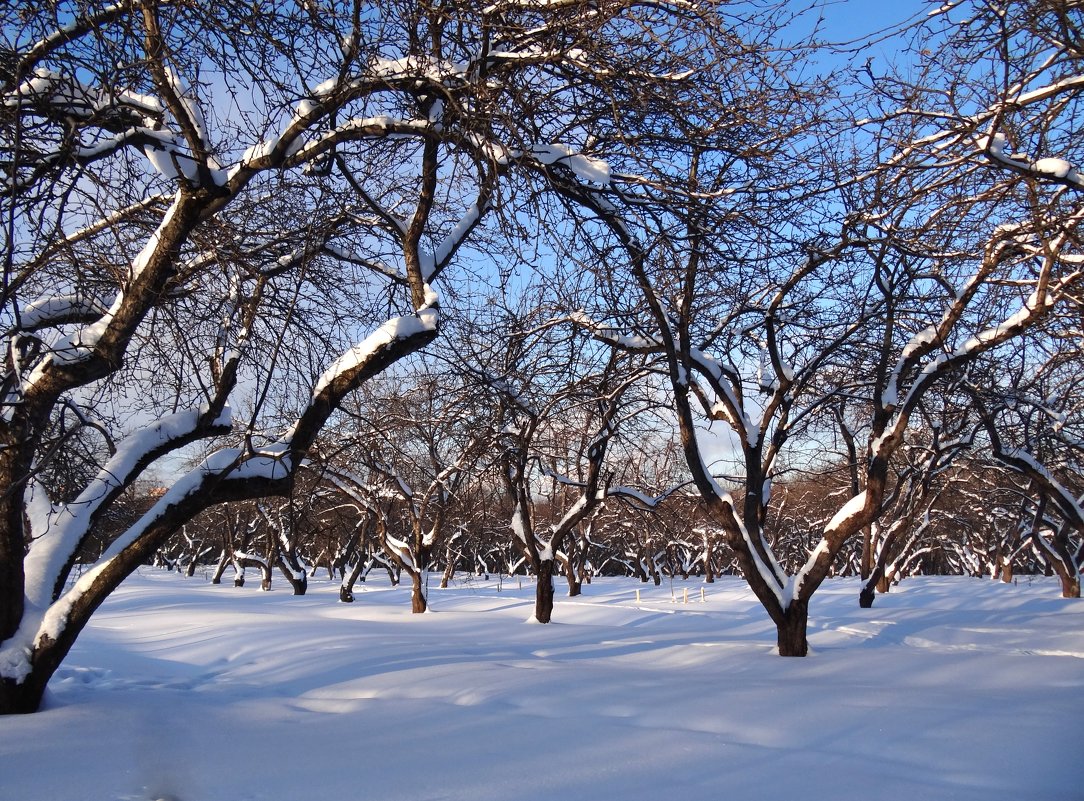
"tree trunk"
440,543,456,589
1059,572,1081,599
858,582,876,609
560,553,582,597
534,559,556,623
339,558,367,603
776,600,809,657
1001,560,1014,583
278,560,307,595
0,672,49,715
860,525,873,581
410,570,428,613
210,549,230,584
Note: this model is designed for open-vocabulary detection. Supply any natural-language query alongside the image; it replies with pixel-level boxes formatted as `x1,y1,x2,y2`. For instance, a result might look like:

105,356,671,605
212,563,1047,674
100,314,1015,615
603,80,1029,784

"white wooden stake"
683,587,688,604
636,588,641,605
700,587,706,603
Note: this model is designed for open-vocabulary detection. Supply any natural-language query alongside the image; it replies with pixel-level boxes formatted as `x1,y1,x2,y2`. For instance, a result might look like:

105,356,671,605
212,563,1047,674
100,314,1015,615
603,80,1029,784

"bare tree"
2,0,712,713
556,0,1084,654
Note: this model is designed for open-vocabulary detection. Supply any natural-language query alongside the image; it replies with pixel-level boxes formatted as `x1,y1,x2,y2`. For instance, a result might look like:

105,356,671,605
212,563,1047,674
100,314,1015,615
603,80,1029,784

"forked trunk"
776,600,809,657
440,544,456,589
210,549,229,584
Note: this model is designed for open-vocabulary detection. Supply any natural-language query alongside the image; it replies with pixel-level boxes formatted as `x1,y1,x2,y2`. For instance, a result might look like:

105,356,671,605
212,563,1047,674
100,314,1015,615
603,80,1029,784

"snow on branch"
22,403,234,607
19,191,185,393
978,131,1084,191
311,289,440,398
568,311,660,352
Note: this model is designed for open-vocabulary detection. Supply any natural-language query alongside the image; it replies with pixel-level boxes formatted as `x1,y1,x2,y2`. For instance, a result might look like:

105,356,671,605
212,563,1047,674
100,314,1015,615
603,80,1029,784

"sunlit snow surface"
2,572,1082,801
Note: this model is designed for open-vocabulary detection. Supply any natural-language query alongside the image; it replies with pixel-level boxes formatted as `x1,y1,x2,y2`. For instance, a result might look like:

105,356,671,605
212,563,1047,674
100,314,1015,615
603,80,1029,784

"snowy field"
2,570,1083,801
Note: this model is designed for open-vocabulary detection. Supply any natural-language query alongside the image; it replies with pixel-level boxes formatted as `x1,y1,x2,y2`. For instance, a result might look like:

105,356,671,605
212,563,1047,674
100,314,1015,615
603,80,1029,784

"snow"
826,490,868,533
21,191,185,390
2,571,1081,801
20,404,232,610
312,306,439,397
531,143,611,185
18,295,103,329
1032,157,1077,180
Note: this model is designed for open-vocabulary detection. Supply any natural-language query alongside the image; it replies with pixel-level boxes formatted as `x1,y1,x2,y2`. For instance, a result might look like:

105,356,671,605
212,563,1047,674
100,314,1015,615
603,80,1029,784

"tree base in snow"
1,673,48,715
776,601,809,657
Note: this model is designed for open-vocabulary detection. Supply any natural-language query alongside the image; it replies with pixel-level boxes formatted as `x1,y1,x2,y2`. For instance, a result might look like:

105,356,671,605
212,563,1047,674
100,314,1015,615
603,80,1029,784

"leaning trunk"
210,549,230,584
440,543,456,589
0,669,49,715
560,553,582,597
859,562,889,608
1059,571,1081,599
858,579,877,609
339,558,367,603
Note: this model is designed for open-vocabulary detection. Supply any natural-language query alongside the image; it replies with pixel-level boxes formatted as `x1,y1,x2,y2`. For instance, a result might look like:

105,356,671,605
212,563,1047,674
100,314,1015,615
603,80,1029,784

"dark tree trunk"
278,559,307,595
859,562,887,608
210,549,229,584
858,583,876,609
560,553,582,597
534,559,556,623
776,600,809,657
339,558,367,602
0,671,49,715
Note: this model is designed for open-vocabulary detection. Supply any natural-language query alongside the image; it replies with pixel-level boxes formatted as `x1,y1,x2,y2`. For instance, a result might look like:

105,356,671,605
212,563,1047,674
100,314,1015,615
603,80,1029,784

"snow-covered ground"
2,571,1082,801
